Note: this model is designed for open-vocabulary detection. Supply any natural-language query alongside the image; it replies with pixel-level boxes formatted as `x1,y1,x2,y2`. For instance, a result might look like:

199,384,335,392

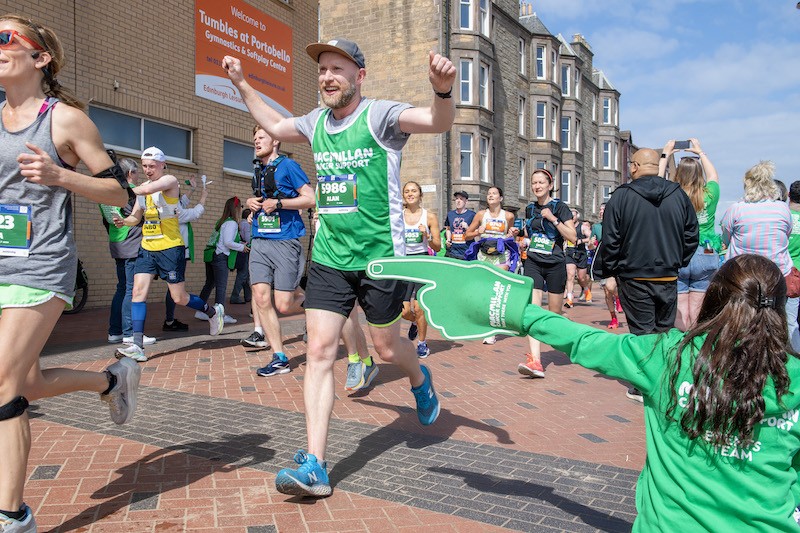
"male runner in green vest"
223,38,455,497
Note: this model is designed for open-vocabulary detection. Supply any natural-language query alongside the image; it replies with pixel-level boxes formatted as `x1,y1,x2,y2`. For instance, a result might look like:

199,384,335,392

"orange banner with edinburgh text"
195,0,293,115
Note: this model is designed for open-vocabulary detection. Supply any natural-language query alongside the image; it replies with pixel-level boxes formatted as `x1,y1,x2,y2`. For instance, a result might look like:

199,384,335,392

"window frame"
535,102,546,139
89,105,193,164
459,0,472,30
519,38,526,76
460,132,473,180
479,0,490,36
560,116,571,150
222,138,255,176
518,95,526,136
535,45,545,79
602,140,611,169
479,61,490,109
561,170,571,204
479,135,490,183
459,59,473,104
561,64,570,96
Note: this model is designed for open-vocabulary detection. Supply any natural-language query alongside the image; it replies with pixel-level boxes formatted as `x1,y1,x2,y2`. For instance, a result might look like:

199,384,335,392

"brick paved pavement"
25,294,645,532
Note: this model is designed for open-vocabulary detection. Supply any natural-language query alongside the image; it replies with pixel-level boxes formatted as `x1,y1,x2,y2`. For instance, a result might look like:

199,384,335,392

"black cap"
306,38,365,68
453,191,469,200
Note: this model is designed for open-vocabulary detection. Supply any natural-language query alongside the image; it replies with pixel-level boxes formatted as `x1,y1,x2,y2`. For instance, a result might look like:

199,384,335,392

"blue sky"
528,0,800,220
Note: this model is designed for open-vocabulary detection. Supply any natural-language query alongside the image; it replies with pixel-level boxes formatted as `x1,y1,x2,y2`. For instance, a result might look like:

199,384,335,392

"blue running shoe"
275,450,332,497
412,365,440,426
408,323,418,341
416,341,430,358
257,354,290,377
0,503,36,533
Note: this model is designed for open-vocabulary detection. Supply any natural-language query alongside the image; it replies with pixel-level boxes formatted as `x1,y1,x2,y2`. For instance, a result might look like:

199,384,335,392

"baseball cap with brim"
306,38,365,68
141,147,166,162
454,191,469,200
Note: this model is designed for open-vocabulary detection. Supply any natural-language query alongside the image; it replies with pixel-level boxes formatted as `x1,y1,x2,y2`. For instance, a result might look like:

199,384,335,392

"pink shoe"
608,317,619,329
615,297,623,314
517,354,545,378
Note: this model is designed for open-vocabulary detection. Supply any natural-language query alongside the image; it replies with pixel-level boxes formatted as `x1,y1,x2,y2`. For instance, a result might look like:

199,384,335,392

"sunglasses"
0,29,44,50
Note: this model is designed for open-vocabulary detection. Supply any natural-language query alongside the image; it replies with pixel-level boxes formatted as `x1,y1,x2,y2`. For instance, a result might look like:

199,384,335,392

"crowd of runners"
4,13,800,533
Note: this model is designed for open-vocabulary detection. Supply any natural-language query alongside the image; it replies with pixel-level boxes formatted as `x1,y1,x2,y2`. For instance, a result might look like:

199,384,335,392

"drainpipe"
442,0,452,218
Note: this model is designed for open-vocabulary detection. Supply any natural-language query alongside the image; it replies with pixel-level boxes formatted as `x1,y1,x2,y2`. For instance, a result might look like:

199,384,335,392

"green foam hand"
367,256,533,340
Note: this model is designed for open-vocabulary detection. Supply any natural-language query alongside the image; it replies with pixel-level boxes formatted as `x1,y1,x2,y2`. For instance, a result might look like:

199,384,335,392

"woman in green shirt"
367,252,800,531
660,138,720,330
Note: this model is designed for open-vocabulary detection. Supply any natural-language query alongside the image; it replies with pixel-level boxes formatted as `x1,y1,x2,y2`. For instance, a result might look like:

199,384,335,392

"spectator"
368,252,800,532
590,203,623,328
197,197,249,325
597,147,698,402
230,207,252,304
720,161,798,351
659,138,720,331
102,158,144,345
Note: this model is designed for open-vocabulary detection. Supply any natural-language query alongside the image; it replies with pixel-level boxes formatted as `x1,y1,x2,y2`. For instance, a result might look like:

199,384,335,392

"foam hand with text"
366,256,533,340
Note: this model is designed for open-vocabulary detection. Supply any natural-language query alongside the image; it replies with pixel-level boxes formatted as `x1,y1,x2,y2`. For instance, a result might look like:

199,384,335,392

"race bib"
529,233,555,255
256,213,281,234
0,204,31,257
405,228,423,244
317,174,358,214
143,219,163,239
452,231,466,244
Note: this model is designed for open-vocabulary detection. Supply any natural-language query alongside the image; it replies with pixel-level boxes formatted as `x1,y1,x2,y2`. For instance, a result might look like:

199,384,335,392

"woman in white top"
465,186,519,344
401,181,441,358
198,197,249,324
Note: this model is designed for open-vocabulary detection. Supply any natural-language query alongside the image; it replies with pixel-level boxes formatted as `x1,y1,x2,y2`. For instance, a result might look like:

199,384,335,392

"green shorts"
0,284,72,314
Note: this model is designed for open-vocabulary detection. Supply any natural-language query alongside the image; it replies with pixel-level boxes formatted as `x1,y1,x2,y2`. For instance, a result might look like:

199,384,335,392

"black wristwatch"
435,89,452,99
275,199,283,210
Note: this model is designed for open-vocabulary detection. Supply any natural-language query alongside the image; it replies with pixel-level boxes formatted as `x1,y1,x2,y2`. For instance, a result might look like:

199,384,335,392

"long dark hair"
666,254,791,447
2,14,86,110
215,197,241,230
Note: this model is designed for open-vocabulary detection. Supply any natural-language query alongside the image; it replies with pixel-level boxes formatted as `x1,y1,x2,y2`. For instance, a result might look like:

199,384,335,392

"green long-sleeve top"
522,305,800,532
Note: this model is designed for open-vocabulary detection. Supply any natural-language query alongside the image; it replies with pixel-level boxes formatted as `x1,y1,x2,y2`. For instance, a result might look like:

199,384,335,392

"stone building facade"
319,0,629,221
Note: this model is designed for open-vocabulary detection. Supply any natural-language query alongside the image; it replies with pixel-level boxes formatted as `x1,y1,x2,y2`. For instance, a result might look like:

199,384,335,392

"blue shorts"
134,246,186,284
678,247,718,293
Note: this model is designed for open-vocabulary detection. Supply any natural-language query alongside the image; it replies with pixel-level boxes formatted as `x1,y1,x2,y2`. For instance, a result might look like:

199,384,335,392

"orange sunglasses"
0,29,44,50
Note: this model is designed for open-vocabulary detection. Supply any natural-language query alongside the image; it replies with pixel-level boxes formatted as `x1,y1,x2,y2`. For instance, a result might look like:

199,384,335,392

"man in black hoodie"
597,148,698,401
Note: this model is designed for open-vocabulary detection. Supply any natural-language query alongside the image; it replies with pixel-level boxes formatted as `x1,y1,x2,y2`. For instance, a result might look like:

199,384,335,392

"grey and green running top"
295,98,412,271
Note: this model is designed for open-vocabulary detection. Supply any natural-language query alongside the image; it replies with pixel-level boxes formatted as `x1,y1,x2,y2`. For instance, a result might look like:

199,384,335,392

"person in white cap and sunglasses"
223,37,456,498
112,146,225,362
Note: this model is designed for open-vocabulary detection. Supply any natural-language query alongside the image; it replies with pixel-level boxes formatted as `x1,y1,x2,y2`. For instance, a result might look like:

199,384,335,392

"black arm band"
94,163,135,200
0,396,29,421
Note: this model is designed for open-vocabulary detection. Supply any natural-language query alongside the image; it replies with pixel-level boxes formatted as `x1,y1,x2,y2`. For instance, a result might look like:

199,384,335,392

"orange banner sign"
195,0,293,115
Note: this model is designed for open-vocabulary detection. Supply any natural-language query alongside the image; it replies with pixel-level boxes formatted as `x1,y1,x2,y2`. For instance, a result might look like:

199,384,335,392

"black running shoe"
242,331,268,348
162,319,189,331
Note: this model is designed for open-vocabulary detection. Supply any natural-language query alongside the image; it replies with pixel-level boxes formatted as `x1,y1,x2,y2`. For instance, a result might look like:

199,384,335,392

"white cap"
141,147,166,162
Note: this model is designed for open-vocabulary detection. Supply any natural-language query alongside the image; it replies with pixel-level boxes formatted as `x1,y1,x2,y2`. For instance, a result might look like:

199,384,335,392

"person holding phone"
659,138,720,331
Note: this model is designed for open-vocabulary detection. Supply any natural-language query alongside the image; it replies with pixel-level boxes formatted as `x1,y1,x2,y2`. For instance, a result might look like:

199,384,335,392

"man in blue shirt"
444,191,476,260
244,126,315,376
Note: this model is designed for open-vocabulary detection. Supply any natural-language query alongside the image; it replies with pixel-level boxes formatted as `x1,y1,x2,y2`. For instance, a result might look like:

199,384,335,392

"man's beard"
322,82,357,110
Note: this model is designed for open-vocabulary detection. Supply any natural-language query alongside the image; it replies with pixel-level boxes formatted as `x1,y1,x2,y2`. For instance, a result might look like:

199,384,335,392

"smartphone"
673,140,691,150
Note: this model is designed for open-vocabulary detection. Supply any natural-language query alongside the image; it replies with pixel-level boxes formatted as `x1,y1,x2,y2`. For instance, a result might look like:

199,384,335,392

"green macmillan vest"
311,103,405,271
